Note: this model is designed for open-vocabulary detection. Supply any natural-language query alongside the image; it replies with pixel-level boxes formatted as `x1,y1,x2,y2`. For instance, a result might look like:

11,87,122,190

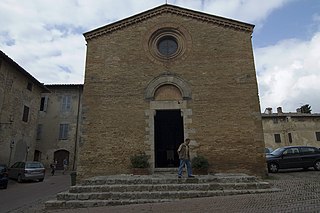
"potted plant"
130,152,150,175
191,155,209,175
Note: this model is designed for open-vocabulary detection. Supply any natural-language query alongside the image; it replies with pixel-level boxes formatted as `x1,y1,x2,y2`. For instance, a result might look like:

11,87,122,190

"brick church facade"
77,4,266,180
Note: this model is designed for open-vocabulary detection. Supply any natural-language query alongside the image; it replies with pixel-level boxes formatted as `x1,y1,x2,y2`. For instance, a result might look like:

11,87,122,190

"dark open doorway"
154,110,184,168
54,150,69,170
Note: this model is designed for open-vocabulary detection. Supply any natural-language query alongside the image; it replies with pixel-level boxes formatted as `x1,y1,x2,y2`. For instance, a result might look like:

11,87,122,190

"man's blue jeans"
178,159,192,177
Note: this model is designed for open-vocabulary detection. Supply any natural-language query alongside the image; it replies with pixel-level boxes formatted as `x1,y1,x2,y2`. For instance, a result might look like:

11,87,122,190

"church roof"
84,4,254,41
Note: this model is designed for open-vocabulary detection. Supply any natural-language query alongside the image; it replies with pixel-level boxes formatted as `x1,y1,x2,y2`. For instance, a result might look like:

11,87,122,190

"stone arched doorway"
34,150,41,161
145,73,192,170
54,150,69,170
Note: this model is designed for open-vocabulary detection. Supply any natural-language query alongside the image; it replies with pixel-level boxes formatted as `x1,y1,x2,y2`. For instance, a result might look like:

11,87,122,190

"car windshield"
26,162,43,168
265,148,273,153
270,148,285,156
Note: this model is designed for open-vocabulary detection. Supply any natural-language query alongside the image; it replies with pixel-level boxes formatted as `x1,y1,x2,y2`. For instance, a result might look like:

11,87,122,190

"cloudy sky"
0,0,319,113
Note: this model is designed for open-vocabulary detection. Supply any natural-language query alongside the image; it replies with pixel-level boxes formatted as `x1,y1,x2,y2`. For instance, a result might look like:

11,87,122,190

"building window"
40,96,48,111
59,124,69,140
22,105,29,122
36,124,43,140
300,147,317,154
272,118,278,124
61,96,71,111
288,133,292,143
274,134,281,143
157,36,178,57
148,27,189,62
316,132,320,141
27,82,33,91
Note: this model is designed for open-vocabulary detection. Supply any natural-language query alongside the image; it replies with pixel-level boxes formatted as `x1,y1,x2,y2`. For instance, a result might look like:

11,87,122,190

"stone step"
57,188,279,201
47,188,280,209
153,168,177,174
69,182,270,193
80,174,258,186
45,173,279,210
46,199,174,209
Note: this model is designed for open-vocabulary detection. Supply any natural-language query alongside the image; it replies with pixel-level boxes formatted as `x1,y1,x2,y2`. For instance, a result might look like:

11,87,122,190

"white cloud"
255,33,320,113
173,0,291,23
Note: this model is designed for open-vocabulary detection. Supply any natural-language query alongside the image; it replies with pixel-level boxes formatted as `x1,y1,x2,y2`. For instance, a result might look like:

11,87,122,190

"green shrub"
130,153,150,168
191,156,209,169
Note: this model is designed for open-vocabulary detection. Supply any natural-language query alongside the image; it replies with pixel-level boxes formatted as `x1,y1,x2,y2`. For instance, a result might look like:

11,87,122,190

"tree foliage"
130,152,149,168
300,104,312,114
191,156,209,169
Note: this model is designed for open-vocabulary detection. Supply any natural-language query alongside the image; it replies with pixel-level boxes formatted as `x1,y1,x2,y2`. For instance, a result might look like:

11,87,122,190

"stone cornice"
84,4,254,41
262,113,320,118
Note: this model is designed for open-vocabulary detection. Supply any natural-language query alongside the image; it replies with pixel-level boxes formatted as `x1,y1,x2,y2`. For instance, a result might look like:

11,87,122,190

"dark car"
266,146,320,173
8,161,45,182
0,164,9,189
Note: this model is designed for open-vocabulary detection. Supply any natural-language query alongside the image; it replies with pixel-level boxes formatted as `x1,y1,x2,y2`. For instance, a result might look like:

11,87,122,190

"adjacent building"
262,107,320,150
0,51,82,170
0,50,49,165
36,84,82,170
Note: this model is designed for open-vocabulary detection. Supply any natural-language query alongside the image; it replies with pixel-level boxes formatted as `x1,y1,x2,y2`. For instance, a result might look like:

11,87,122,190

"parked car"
265,147,273,154
8,161,45,182
0,164,8,189
266,146,320,173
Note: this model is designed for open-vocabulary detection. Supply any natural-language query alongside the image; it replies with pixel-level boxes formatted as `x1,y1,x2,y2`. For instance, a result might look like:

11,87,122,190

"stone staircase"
45,173,280,209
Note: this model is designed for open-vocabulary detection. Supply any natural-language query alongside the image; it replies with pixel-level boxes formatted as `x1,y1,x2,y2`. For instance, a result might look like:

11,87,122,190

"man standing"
50,160,56,176
63,158,68,175
177,138,194,178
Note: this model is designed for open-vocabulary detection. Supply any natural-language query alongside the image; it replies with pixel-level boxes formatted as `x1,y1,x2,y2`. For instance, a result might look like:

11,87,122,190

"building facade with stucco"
36,84,82,170
77,4,266,180
262,107,320,150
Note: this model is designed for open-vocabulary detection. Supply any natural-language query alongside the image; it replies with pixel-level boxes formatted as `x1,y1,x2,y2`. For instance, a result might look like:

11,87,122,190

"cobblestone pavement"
27,169,320,213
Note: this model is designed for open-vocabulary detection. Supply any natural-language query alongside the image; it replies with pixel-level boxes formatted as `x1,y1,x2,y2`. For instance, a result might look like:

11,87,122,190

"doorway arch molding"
145,73,192,100
144,73,194,173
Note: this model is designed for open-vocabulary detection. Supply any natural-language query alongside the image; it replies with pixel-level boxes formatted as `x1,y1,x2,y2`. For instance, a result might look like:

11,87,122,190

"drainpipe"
72,85,81,171
25,146,30,161
8,140,15,166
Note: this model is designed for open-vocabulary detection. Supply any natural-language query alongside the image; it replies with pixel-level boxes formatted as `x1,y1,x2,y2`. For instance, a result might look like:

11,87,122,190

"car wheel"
268,163,279,173
17,175,23,183
39,178,44,182
314,160,320,171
